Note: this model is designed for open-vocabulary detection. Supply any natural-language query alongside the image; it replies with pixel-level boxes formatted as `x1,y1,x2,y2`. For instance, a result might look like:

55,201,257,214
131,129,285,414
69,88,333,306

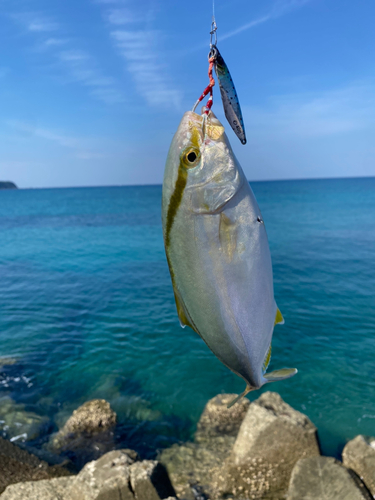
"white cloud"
58,49,125,104
110,29,180,107
9,11,124,105
10,13,59,32
229,80,375,181
246,82,375,138
44,38,69,47
6,120,105,160
221,0,312,41
106,9,142,25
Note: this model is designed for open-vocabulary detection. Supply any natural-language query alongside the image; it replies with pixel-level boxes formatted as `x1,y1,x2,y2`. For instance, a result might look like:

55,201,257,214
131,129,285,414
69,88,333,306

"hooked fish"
162,110,297,406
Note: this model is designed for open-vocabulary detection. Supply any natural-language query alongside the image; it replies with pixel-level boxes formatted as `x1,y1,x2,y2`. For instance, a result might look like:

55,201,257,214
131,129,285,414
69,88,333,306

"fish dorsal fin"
274,307,284,326
172,285,197,332
264,368,298,382
262,344,272,374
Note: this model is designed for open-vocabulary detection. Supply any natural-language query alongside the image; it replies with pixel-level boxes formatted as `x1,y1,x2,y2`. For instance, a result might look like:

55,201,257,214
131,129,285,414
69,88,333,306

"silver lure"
211,45,247,145
162,111,297,406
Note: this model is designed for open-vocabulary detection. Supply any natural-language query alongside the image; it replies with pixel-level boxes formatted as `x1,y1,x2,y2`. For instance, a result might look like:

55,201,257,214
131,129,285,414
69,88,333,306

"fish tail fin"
264,368,298,382
227,384,254,409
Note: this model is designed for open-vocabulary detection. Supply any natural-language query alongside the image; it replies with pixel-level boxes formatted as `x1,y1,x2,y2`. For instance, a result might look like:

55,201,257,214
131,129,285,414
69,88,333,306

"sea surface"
0,178,375,460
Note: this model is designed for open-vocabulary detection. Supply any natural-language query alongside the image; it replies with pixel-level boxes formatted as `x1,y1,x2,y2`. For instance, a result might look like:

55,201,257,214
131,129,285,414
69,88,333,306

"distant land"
0,182,17,189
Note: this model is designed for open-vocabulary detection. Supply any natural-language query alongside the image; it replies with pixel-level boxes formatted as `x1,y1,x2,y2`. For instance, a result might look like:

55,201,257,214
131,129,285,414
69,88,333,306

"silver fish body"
162,111,296,395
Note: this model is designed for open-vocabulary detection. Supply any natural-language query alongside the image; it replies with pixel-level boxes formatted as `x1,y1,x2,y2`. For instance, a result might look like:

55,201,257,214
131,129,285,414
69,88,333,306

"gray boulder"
195,393,250,442
130,460,176,500
0,477,72,500
68,449,137,500
0,448,176,500
287,456,372,500
214,391,320,499
69,450,175,500
343,435,375,497
159,393,247,499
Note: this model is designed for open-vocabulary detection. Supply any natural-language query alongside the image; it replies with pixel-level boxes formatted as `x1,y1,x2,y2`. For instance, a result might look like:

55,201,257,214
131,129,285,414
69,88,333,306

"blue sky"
1,0,374,188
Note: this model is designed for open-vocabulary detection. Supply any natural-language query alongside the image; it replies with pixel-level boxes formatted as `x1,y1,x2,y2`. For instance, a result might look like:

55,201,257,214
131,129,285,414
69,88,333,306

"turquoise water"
0,179,375,460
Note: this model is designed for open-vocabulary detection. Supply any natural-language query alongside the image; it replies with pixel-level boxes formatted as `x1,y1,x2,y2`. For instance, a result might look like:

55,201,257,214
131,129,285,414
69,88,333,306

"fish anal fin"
274,307,284,326
262,344,272,374
264,368,297,382
173,286,196,332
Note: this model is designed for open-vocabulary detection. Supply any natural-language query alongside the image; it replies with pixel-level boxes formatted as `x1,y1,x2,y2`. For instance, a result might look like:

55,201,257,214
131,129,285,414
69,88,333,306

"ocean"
0,178,374,460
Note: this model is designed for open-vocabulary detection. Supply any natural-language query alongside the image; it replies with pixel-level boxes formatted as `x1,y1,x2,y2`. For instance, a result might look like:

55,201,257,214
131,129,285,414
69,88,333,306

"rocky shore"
0,182,17,189
0,391,374,499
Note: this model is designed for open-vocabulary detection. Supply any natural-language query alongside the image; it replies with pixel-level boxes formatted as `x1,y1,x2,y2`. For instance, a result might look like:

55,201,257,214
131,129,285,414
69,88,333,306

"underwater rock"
0,396,51,442
57,399,116,436
0,436,71,495
214,391,320,499
48,399,117,469
130,460,176,500
342,435,375,497
195,393,250,442
287,456,372,500
0,358,18,370
50,399,116,448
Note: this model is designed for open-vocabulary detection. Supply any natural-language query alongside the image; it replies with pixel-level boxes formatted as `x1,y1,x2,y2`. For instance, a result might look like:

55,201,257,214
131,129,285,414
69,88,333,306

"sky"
1,0,375,188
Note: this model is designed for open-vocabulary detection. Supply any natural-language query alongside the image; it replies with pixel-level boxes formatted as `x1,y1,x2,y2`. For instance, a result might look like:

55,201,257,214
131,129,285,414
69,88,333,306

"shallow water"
0,179,374,459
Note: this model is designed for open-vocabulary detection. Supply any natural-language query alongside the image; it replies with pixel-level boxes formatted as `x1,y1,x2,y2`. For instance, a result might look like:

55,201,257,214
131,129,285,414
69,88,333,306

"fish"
162,110,297,406
210,45,246,145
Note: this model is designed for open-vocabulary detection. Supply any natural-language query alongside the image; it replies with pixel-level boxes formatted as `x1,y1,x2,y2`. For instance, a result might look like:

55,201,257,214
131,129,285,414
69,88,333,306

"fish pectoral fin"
264,368,298,382
274,307,284,326
227,384,254,409
173,286,197,333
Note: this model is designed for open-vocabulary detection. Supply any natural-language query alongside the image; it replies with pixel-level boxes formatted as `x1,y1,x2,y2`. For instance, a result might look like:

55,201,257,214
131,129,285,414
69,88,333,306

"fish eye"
187,151,197,163
183,148,200,168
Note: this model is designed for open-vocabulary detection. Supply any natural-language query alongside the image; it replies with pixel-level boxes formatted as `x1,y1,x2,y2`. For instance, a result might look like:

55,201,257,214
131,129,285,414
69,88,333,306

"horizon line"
5,174,375,190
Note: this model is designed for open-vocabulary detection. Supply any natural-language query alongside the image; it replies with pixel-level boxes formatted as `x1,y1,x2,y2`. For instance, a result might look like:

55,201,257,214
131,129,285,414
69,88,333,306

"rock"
195,393,250,442
0,182,17,190
68,449,137,500
0,436,71,494
130,460,176,500
0,396,51,442
287,456,372,500
0,358,18,369
55,399,116,438
0,449,177,500
159,433,234,499
160,393,249,500
49,399,117,466
214,391,320,499
343,435,375,497
0,477,72,500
